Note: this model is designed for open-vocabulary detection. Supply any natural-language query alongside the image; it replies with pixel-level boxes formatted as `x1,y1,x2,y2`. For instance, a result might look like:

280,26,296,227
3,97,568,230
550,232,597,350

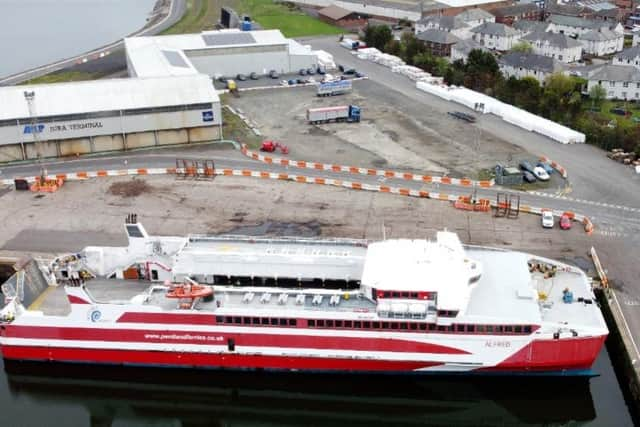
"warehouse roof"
0,74,219,121
126,29,302,78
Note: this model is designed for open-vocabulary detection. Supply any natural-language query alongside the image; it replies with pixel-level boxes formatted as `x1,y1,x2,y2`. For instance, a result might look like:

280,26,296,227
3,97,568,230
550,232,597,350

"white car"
533,166,550,181
541,211,554,228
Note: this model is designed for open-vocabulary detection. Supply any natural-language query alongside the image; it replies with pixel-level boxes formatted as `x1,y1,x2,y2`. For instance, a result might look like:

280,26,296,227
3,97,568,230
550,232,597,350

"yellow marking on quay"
28,286,55,311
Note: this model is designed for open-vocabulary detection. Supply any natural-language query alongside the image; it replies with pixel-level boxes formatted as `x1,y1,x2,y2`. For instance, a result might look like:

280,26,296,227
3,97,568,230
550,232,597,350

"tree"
383,39,402,57
588,84,606,111
541,73,584,124
511,41,533,53
464,49,501,92
400,32,424,65
364,25,393,51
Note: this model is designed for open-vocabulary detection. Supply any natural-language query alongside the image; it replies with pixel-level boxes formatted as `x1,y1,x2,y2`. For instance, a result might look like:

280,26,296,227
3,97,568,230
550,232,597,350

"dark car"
522,171,537,183
338,64,345,72
269,70,279,79
297,78,309,84
249,72,259,80
217,76,228,83
299,68,307,76
317,66,326,75
236,74,248,81
448,111,476,123
307,67,316,75
519,160,535,173
355,71,365,78
610,107,628,116
343,68,357,75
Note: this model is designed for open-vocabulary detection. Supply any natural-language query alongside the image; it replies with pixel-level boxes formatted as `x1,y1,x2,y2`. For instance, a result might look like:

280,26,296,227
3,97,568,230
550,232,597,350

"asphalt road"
0,147,638,240
0,0,186,86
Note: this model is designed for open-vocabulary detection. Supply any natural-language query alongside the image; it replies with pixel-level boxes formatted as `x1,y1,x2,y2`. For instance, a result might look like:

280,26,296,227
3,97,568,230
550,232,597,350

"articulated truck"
307,105,361,124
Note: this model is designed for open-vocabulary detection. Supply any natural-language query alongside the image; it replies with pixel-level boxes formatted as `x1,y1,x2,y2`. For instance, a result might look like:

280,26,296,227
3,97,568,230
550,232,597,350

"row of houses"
416,12,624,62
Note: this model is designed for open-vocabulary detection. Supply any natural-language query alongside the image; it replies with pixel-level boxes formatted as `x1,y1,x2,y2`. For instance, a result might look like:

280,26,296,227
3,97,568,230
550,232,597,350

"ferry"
0,215,608,375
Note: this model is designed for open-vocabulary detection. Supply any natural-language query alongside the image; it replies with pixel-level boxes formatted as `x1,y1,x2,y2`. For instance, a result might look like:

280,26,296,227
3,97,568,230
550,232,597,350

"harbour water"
0,347,634,426
0,0,157,78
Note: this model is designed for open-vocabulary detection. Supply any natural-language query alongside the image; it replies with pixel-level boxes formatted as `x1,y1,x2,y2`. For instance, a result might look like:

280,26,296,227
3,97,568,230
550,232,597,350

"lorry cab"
348,105,361,122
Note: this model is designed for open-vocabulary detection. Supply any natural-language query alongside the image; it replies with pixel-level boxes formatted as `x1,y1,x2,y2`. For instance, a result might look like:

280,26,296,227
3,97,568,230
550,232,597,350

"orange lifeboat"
166,282,213,300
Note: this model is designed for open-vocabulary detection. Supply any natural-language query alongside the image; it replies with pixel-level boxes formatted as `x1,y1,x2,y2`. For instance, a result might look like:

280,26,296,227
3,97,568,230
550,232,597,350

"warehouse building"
125,29,318,78
0,74,221,162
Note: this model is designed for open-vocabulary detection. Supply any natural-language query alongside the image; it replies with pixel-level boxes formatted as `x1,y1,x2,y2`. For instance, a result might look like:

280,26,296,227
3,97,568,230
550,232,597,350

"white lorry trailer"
316,80,352,97
307,105,361,124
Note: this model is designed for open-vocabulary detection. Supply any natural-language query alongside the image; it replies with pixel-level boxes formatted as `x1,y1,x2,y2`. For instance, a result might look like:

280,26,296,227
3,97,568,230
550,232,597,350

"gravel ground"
227,79,527,178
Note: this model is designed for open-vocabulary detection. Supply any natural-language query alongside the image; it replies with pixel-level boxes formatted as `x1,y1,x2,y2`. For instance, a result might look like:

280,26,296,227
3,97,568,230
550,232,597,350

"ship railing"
186,234,369,248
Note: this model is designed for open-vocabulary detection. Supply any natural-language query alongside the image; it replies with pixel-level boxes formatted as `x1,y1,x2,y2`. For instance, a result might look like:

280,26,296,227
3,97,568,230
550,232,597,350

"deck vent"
296,294,305,305
278,293,288,305
312,295,323,305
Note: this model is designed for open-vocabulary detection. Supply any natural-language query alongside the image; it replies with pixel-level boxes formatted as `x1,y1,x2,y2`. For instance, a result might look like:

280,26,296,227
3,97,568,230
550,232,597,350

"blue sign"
202,110,214,122
23,124,45,134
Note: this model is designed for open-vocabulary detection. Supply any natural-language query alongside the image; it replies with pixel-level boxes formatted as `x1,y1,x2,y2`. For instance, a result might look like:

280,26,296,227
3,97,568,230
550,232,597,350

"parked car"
338,64,345,72
217,76,228,83
560,214,572,230
343,68,357,75
448,111,476,123
269,70,279,79
299,68,307,76
317,66,326,75
522,171,536,183
541,210,554,228
532,166,550,181
307,67,315,75
610,107,628,116
536,162,554,174
296,78,309,84
249,72,259,80
355,71,365,78
287,79,296,85
236,73,248,81
519,160,535,174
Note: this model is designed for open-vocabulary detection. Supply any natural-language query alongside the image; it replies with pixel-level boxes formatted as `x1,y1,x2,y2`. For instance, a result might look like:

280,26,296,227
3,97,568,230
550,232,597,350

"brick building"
318,5,368,30
492,3,542,26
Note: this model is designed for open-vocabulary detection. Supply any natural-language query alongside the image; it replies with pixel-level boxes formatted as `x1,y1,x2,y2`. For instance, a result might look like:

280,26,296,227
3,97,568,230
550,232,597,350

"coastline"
0,0,183,86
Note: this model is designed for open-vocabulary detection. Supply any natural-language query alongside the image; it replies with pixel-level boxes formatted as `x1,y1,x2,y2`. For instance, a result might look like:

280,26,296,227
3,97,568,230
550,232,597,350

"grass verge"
221,100,262,148
238,0,343,38
20,71,108,85
161,0,218,35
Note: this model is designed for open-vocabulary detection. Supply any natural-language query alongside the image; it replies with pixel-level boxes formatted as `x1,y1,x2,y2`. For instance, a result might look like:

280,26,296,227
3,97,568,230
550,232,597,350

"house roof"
470,22,520,37
500,51,565,74
416,29,462,44
513,20,551,34
456,8,494,22
579,28,621,41
615,46,640,60
587,64,640,82
545,2,587,17
548,14,609,30
522,30,583,48
318,5,356,20
491,3,540,17
417,15,469,31
452,38,490,55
